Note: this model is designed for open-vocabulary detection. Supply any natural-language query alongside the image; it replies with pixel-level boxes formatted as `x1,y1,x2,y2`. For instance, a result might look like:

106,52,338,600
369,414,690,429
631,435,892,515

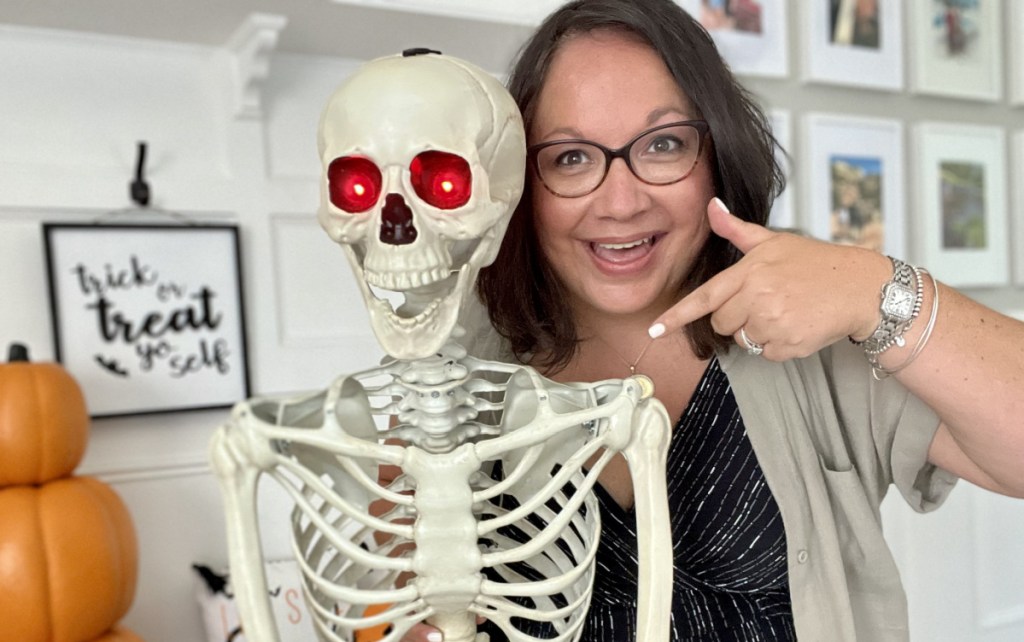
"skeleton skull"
317,51,526,360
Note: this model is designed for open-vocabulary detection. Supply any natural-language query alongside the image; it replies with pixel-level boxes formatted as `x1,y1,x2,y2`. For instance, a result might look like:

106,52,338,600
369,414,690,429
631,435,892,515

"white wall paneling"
0,23,373,642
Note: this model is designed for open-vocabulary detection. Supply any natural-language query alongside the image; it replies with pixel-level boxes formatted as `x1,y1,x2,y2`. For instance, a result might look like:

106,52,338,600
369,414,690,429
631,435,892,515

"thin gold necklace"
596,335,657,377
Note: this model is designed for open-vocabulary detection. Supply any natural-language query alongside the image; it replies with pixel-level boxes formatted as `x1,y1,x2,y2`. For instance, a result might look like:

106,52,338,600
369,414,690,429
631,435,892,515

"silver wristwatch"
858,257,923,356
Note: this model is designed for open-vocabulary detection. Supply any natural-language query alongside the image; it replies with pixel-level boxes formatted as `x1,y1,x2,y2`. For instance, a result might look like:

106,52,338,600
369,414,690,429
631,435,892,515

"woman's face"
530,30,715,325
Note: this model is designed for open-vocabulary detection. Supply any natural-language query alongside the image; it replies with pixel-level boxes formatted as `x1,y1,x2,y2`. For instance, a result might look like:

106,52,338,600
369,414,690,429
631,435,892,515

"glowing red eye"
410,151,472,210
328,156,382,213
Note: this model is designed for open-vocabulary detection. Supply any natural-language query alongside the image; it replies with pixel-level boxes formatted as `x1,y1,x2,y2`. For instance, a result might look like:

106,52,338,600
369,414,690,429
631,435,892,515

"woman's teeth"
597,237,652,250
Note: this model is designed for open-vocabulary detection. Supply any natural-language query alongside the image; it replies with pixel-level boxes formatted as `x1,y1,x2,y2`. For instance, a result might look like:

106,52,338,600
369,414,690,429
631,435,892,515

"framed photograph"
43,224,250,418
677,0,788,77
914,123,1009,287
909,0,1002,101
768,109,795,230
1012,3,1024,106
1015,131,1024,284
803,0,903,90
803,113,905,257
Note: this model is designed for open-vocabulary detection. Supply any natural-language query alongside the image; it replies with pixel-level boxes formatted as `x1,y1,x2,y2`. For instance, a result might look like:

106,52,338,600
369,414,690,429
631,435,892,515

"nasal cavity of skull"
380,193,417,245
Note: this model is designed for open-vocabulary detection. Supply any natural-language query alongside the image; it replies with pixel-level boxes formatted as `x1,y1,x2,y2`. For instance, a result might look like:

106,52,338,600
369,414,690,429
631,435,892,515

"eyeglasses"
528,120,710,198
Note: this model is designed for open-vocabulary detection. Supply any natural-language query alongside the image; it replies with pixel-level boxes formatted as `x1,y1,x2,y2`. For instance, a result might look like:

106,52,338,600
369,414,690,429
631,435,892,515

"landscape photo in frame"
914,123,1009,287
804,0,903,90
910,0,1002,101
677,0,789,77
804,113,905,257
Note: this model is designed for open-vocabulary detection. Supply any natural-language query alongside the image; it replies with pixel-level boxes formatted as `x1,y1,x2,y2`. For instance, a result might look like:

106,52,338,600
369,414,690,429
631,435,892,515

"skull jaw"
344,245,475,361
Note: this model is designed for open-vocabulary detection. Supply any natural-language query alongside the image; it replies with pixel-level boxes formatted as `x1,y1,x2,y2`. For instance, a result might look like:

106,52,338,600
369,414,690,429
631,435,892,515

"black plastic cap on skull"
402,47,442,57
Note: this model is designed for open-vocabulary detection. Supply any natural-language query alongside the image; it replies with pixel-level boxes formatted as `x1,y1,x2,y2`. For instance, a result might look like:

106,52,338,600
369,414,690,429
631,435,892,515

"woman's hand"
396,617,484,641
396,622,443,642
649,197,891,360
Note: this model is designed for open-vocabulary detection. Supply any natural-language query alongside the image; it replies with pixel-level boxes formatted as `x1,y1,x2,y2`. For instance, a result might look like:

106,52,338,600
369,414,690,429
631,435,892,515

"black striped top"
482,357,795,641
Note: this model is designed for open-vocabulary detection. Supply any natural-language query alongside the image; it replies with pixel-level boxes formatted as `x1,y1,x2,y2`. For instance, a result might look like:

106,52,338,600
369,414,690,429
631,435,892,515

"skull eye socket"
410,151,472,210
328,156,382,213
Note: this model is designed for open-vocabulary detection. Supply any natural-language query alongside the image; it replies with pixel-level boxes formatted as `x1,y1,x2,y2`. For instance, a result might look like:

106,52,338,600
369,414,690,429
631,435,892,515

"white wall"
0,25,380,642
1,7,1022,640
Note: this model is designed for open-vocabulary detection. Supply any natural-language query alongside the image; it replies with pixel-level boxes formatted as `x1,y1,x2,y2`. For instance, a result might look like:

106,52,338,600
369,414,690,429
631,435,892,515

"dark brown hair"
477,0,784,371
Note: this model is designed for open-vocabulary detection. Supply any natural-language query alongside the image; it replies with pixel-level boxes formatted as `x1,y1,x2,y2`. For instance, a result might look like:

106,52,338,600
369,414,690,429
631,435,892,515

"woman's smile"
587,233,665,272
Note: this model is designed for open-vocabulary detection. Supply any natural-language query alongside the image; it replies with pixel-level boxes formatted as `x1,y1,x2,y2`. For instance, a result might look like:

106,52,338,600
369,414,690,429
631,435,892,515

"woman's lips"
587,234,662,271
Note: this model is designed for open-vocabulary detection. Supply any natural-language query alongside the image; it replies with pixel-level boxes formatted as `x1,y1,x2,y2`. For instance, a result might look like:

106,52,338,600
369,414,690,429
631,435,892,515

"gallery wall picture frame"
803,0,903,91
909,0,1003,102
1012,3,1024,106
768,109,795,230
913,123,1009,288
43,224,251,418
676,0,788,77
803,113,905,258
1015,130,1024,285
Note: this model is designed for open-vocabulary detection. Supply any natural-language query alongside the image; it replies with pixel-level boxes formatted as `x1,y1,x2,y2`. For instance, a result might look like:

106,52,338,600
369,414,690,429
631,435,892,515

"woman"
408,0,1024,639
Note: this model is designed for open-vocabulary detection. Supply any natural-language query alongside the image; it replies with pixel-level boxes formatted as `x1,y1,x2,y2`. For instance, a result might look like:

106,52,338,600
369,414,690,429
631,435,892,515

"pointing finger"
707,197,774,255
649,267,742,338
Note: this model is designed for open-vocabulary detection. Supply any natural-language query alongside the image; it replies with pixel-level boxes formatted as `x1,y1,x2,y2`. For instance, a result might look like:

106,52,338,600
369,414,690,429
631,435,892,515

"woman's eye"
646,136,683,154
555,148,591,167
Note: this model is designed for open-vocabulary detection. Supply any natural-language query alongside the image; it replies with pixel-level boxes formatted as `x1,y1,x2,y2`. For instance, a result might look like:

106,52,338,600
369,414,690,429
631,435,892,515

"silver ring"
740,327,764,356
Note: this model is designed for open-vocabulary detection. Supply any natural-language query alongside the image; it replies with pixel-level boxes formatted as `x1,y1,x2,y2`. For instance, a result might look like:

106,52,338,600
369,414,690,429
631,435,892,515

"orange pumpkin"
0,343,89,486
91,626,146,642
355,602,395,642
0,476,139,642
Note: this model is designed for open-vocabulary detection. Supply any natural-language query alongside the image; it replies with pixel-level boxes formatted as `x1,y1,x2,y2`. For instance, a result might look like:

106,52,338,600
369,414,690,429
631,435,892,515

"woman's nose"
593,157,650,219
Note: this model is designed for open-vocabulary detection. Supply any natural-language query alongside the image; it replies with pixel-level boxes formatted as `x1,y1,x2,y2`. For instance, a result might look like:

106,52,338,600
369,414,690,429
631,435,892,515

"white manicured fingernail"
712,196,729,213
648,323,666,338
426,633,443,642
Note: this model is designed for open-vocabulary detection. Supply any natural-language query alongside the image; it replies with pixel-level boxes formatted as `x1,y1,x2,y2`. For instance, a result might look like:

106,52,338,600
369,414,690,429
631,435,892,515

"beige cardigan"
459,301,957,640
718,342,956,640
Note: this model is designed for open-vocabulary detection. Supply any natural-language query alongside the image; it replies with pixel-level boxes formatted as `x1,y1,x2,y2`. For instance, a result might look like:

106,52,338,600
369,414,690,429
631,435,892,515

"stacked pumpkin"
0,344,143,642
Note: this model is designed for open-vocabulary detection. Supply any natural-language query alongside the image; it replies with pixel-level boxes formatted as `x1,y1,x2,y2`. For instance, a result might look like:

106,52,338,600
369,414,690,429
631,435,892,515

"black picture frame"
43,223,251,418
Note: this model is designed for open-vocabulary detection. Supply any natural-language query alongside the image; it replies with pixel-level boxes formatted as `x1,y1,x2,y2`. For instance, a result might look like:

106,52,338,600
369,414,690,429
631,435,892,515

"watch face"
882,283,915,320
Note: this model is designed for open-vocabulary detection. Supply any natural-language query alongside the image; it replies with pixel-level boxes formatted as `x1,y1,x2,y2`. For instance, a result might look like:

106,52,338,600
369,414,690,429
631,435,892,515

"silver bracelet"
855,257,924,358
872,270,939,380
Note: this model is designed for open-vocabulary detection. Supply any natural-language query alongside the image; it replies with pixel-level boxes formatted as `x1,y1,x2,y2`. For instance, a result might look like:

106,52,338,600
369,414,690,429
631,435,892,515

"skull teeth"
367,267,448,291
376,296,442,328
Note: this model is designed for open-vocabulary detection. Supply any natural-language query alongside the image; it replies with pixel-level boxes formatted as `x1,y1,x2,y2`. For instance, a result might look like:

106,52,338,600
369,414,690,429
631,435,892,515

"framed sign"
909,0,1002,101
913,123,1009,287
804,0,903,91
803,113,905,257
676,0,789,78
43,224,250,418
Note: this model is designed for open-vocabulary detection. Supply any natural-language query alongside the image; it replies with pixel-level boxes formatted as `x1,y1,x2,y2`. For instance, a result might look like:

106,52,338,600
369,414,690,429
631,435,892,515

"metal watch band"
858,257,924,356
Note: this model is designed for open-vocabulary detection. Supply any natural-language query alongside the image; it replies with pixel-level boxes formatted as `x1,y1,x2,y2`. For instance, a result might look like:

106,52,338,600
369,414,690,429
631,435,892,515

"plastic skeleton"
210,51,674,642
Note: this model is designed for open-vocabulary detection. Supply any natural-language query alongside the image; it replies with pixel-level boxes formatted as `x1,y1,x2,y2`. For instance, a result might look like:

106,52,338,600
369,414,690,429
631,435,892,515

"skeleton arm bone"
622,391,672,642
209,415,282,642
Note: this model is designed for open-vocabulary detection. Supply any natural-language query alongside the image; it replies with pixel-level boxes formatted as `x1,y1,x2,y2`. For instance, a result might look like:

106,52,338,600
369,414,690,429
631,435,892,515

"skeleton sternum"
403,443,484,610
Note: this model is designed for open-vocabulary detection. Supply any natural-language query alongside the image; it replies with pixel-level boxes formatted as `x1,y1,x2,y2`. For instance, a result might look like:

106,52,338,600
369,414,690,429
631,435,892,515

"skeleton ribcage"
241,361,615,642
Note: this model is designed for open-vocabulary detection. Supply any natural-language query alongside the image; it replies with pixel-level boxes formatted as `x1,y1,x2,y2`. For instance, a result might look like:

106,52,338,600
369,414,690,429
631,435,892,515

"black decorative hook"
129,141,151,207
